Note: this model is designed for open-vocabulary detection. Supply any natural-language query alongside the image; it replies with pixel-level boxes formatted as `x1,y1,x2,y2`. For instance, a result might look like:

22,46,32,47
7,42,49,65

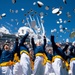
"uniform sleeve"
50,35,58,50
31,37,36,50
43,36,46,47
0,48,2,57
20,32,29,46
69,46,73,54
63,44,69,52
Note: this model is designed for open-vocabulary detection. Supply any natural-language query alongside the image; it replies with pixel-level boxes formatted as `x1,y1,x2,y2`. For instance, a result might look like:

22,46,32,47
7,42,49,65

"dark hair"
3,43,9,49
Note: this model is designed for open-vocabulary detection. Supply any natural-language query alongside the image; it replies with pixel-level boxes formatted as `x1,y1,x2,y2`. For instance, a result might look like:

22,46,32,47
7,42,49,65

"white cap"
72,41,75,45
56,21,60,24
37,1,44,6
1,13,6,17
54,29,57,32
52,8,59,14
60,29,63,32
59,25,63,29
66,38,69,42
33,2,36,5
21,8,24,11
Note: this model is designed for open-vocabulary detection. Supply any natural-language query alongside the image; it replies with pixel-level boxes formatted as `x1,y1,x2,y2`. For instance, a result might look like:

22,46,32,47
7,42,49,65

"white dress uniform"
33,56,45,75
0,40,18,75
44,62,55,75
52,58,63,75
19,32,31,75
69,43,75,75
13,62,23,75
51,35,69,75
20,53,31,75
1,66,13,75
70,60,75,75
44,51,55,75
31,36,46,75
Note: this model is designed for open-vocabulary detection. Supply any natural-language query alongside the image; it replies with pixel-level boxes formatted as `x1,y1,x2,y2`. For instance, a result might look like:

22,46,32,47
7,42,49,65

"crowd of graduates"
0,32,75,75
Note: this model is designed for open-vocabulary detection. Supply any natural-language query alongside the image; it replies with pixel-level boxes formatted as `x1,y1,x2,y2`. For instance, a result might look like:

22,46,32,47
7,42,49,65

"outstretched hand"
51,35,54,39
16,37,18,42
50,35,54,42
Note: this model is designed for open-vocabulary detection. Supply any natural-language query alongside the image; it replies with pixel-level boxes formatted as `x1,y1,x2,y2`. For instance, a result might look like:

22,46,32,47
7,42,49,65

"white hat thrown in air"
72,41,75,45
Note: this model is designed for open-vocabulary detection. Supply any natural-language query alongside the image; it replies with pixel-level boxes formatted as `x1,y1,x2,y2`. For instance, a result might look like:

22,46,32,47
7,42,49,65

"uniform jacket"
0,41,18,63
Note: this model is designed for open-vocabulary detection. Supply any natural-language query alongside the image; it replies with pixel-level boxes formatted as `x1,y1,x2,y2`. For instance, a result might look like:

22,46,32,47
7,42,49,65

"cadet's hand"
51,35,54,39
16,37,18,42
50,35,54,42
43,35,46,39
51,35,54,37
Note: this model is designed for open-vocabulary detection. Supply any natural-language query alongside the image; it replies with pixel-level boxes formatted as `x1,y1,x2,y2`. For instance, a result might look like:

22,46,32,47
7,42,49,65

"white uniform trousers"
20,53,31,75
33,56,45,75
1,66,13,75
13,62,23,75
52,58,63,75
70,60,75,75
61,62,68,75
44,62,55,75
0,67,2,75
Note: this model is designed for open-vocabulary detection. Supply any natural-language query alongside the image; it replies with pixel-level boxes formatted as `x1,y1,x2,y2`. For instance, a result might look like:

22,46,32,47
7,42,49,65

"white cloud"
0,26,10,34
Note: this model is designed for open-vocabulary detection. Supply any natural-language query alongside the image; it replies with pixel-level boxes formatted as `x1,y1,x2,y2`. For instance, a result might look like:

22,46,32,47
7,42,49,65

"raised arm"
31,37,36,50
63,44,69,52
20,32,29,45
69,46,74,54
0,48,2,57
50,35,58,49
43,36,46,47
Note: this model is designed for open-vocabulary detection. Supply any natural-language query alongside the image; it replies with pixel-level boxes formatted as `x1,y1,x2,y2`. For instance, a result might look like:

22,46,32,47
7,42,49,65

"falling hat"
66,38,69,42
52,8,60,14
1,13,6,17
72,41,75,45
37,1,44,7
21,8,24,11
63,0,67,4
33,2,36,5
12,0,16,4
45,6,49,10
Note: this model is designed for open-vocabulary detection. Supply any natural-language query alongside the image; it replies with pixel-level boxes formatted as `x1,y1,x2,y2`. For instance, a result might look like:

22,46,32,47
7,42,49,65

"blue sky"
0,0,75,43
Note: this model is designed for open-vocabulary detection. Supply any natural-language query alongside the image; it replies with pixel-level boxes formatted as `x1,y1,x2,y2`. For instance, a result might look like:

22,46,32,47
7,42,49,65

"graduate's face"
36,42,41,46
24,42,27,45
4,45,10,51
56,43,61,47
48,49,53,54
30,50,34,55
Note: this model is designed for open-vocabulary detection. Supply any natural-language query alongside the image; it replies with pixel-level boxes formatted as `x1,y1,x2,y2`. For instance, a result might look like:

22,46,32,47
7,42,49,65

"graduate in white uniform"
69,41,75,75
50,35,69,75
31,35,46,75
44,47,55,75
0,38,18,75
19,32,31,75
13,38,23,75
